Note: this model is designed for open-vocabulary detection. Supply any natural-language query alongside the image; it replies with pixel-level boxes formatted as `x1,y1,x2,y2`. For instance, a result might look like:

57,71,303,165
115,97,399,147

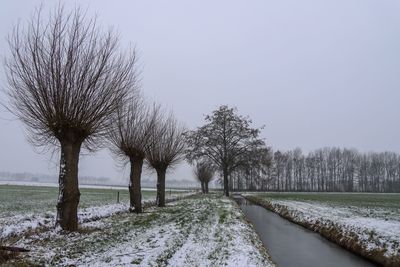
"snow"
0,191,196,240
6,195,275,267
1,213,52,238
253,197,400,258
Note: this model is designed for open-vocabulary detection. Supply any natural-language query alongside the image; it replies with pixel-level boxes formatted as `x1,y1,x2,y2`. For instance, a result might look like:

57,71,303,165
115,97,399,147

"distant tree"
274,151,286,191
108,97,157,213
305,152,316,191
185,105,265,196
293,148,304,191
146,113,186,207
5,6,136,230
229,146,271,191
193,161,215,193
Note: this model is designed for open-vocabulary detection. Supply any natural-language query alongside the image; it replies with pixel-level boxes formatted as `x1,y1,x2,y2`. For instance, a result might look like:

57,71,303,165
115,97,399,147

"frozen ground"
0,185,193,240
6,194,274,267
247,192,400,260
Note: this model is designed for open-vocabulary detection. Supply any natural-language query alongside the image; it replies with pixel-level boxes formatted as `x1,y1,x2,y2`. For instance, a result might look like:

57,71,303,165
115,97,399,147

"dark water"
233,196,377,267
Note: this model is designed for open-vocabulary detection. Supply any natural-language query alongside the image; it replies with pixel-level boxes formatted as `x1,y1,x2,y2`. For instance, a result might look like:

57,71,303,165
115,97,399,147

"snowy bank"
244,194,400,267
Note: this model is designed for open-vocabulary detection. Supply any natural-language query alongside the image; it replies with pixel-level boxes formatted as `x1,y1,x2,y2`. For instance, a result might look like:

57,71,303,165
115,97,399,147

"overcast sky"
1,0,400,183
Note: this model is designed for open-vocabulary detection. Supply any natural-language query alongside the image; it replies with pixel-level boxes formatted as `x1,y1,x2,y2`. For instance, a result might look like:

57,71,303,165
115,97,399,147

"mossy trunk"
129,157,144,213
156,168,167,207
56,141,81,231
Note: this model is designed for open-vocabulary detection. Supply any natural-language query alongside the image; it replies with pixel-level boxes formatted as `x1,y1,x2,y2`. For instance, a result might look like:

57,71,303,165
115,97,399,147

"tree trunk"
200,181,205,193
223,168,229,197
205,181,209,193
56,141,82,231
129,157,144,213
156,168,167,207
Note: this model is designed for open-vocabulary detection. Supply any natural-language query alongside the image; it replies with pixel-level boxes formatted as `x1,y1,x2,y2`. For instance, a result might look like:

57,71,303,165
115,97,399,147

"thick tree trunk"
56,141,81,231
205,181,209,193
201,181,205,193
223,168,229,197
156,168,167,207
129,157,144,213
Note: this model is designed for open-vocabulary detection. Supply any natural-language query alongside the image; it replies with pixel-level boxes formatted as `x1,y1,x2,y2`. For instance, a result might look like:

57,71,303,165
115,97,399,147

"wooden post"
117,191,120,203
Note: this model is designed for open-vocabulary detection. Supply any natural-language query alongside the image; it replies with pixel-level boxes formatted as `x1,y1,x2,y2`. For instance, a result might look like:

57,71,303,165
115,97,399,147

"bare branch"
5,5,137,151
4,5,138,230
146,111,186,171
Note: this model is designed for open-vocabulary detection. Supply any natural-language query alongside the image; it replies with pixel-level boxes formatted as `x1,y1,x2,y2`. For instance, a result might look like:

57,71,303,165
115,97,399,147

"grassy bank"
244,192,400,267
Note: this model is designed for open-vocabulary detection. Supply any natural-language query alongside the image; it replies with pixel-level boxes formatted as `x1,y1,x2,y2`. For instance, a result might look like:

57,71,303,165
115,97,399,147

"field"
246,192,400,265
4,186,399,266
0,184,191,240
2,192,274,266
251,192,400,220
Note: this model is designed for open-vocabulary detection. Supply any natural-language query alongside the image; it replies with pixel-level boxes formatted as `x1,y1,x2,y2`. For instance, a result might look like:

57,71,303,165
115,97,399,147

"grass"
7,194,272,266
0,184,187,217
249,192,400,222
252,192,400,209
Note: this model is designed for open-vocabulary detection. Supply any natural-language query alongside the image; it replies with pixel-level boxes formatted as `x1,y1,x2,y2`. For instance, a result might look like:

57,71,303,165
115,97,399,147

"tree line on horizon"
230,147,400,193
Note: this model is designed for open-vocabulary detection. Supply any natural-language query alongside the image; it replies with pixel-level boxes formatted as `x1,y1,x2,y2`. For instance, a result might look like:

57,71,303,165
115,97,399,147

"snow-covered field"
0,184,193,240
5,194,274,267
246,192,400,265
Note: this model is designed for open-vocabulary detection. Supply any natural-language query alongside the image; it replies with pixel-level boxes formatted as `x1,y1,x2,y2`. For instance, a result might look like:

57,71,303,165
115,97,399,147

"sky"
0,0,400,183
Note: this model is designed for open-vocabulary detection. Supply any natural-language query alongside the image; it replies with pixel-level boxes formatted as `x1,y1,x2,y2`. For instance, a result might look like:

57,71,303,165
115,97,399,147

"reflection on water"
233,195,377,267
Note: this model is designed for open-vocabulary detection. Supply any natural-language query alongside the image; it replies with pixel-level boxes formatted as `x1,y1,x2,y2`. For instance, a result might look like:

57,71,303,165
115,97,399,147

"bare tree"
4,6,136,230
108,96,157,213
185,105,265,197
146,113,186,207
193,161,215,193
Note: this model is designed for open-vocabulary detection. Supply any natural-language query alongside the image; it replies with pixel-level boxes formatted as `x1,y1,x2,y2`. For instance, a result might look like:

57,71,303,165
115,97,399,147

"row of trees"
230,147,400,193
5,6,185,231
109,97,185,213
187,107,400,194
7,4,399,233
186,108,400,194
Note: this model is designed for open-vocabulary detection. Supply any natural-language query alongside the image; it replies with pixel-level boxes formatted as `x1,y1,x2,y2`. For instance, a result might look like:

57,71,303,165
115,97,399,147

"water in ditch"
233,196,377,267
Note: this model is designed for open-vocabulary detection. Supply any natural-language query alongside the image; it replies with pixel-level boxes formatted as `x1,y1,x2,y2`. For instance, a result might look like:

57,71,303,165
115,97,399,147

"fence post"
117,191,120,203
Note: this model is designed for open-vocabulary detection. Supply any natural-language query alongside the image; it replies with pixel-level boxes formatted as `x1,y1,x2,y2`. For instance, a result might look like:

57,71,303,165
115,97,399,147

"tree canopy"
185,105,265,196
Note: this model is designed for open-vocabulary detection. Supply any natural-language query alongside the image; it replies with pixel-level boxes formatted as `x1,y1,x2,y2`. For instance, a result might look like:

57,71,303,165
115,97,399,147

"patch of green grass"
133,212,159,227
218,208,228,224
131,258,142,264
